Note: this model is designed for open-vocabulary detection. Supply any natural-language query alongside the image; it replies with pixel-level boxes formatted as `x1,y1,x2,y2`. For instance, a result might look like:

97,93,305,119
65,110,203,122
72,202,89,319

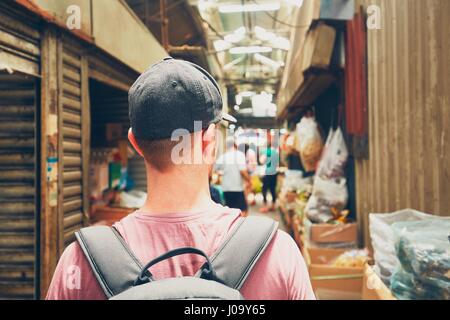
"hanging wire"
199,16,227,41
249,0,311,29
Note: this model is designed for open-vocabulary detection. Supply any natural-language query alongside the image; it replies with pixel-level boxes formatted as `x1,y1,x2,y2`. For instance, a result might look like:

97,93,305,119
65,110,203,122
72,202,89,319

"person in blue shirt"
259,133,279,213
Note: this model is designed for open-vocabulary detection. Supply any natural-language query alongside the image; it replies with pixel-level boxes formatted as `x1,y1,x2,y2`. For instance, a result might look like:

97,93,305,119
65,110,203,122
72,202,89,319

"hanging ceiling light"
229,46,272,54
254,26,276,41
213,39,232,52
271,36,291,50
235,94,243,105
218,2,281,13
254,26,290,50
284,0,304,7
224,56,246,71
224,26,247,44
254,53,284,69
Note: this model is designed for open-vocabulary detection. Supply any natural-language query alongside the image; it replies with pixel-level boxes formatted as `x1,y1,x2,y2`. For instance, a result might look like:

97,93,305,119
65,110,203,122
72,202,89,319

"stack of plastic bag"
305,128,349,223
390,219,450,300
369,209,449,285
295,117,323,172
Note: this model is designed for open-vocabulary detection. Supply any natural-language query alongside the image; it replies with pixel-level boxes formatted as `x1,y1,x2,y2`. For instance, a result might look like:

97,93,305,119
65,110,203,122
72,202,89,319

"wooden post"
56,34,64,258
39,26,61,299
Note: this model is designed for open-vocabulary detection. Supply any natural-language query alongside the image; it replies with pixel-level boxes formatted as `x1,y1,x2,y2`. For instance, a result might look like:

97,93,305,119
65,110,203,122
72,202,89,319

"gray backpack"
75,216,278,300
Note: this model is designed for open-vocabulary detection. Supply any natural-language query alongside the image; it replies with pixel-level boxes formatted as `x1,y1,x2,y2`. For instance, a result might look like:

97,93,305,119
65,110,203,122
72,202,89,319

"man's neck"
140,165,214,214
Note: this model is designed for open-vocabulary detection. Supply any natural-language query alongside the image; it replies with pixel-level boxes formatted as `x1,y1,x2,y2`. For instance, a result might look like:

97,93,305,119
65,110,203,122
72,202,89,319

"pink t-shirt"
46,204,315,300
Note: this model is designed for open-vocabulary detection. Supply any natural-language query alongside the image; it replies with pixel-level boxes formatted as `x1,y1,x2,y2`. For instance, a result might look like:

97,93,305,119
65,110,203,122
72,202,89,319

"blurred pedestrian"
244,143,258,206
259,132,279,213
215,137,251,216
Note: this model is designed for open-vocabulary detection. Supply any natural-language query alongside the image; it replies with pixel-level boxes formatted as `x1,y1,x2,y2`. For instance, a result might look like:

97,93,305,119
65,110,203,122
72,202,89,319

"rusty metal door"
0,72,39,299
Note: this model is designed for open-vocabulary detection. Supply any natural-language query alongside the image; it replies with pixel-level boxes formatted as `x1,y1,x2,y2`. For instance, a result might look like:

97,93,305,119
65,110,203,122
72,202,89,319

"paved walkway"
247,193,288,233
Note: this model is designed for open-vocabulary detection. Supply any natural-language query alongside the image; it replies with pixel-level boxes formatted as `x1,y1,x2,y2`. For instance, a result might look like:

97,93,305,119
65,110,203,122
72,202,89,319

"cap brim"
222,113,237,123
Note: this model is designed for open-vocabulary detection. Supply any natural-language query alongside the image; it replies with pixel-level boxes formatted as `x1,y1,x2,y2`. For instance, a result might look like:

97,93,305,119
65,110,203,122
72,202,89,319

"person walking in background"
259,132,280,213
215,137,251,216
244,143,258,206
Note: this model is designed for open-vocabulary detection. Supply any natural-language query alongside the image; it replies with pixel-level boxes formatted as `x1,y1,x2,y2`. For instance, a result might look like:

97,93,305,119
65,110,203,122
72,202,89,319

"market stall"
88,80,147,226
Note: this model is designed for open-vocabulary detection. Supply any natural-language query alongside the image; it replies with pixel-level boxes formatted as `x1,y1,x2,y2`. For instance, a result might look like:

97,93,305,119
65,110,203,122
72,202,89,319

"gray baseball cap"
129,57,236,140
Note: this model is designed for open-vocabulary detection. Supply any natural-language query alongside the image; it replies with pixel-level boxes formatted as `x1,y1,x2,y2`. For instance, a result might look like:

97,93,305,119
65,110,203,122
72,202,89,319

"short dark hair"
136,137,180,172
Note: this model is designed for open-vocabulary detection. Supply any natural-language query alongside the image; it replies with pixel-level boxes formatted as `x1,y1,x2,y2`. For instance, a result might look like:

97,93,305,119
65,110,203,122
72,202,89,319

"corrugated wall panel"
60,42,84,248
354,0,450,246
0,3,40,76
0,73,37,299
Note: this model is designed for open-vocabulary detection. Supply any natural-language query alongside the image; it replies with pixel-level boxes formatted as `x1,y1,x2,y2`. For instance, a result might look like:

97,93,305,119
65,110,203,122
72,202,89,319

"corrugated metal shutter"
0,4,40,76
60,42,84,248
0,73,37,299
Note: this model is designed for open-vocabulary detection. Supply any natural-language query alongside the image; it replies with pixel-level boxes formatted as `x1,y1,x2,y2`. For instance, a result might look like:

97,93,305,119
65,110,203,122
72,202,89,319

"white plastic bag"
317,128,348,178
282,170,311,192
295,117,323,172
305,175,348,223
369,209,450,285
390,219,450,299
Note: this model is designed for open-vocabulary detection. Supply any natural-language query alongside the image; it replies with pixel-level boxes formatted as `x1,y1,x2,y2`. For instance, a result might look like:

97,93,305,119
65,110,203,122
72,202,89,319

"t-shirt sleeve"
240,230,316,300
46,241,106,300
282,232,316,300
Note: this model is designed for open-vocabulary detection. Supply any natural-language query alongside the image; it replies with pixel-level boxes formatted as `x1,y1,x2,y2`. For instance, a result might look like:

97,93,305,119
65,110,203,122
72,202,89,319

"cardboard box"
304,246,364,300
362,264,396,300
309,222,358,244
90,205,134,226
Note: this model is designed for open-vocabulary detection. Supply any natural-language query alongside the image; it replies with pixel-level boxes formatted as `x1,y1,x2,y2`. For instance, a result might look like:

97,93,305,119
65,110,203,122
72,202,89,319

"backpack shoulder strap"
201,216,279,290
75,226,143,298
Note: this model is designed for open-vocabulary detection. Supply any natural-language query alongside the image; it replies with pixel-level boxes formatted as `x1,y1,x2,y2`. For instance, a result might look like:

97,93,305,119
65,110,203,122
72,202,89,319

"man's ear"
202,123,217,165
128,128,144,158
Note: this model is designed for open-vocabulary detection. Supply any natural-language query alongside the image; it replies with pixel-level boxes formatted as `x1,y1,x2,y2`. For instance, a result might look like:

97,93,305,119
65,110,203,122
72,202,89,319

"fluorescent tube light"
229,46,272,54
254,53,283,68
214,39,232,52
271,36,291,50
284,0,303,7
219,3,281,13
254,26,276,41
254,26,290,50
235,94,243,105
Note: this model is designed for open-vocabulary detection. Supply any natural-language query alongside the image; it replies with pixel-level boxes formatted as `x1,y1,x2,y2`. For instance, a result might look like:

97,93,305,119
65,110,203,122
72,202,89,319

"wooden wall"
354,0,450,246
